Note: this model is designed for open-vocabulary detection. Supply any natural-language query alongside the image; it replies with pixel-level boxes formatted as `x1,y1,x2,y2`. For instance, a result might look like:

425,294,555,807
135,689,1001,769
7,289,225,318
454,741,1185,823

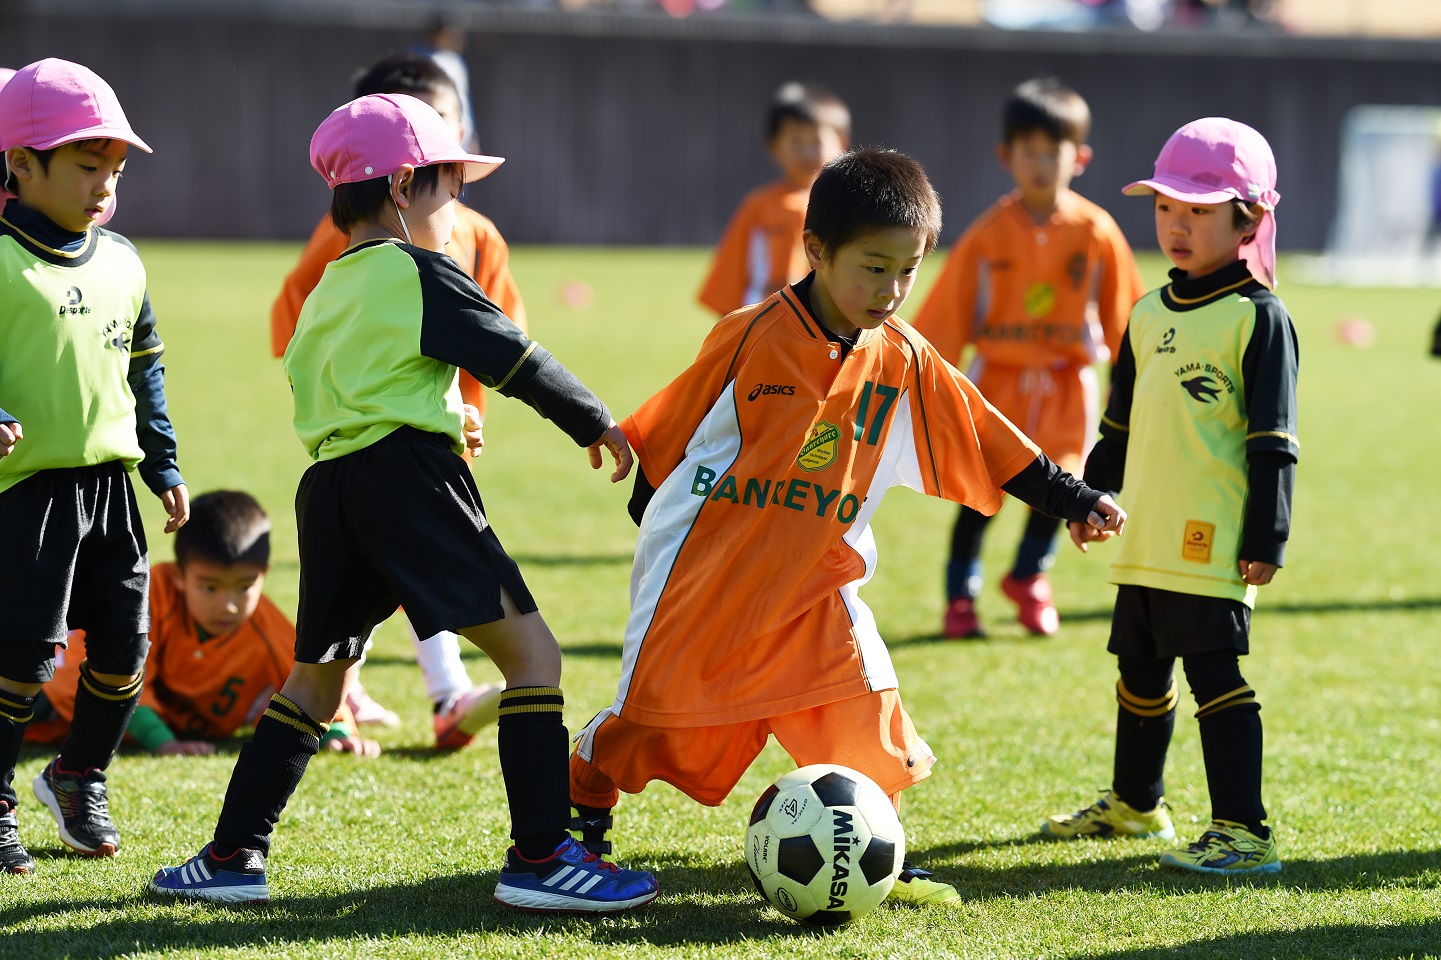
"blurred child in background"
913,78,1142,639
27,491,379,759
697,81,850,318
271,52,522,749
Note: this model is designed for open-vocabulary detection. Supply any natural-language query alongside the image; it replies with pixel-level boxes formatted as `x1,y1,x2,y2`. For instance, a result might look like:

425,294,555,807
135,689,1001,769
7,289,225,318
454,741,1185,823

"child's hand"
1069,520,1104,553
1087,495,1126,535
0,421,21,458
1070,496,1126,553
161,483,190,533
156,739,216,756
588,421,634,483
1238,559,1279,586
324,735,382,758
461,404,484,456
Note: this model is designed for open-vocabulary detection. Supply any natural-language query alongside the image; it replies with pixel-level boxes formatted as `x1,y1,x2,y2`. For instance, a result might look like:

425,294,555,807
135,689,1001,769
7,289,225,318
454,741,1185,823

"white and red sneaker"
433,683,504,750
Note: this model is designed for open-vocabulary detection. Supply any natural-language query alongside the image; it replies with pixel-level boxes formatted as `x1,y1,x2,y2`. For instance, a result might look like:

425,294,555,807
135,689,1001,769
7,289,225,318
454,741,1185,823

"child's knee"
78,631,149,680
282,659,358,718
1182,652,1259,718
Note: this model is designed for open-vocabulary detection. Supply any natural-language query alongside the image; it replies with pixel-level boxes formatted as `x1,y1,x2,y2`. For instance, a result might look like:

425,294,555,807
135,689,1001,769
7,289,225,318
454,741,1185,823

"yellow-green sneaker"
1159,820,1281,875
1042,790,1176,840
886,861,960,906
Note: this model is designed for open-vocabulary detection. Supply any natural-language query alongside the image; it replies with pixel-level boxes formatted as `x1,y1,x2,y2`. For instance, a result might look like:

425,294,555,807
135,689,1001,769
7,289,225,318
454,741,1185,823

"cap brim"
1122,176,1233,204
30,125,152,154
456,154,504,184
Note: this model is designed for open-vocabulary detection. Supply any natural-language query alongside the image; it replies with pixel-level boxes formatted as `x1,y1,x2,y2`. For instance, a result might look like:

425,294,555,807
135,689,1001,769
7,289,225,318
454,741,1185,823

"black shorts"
0,462,150,683
1107,584,1251,659
292,427,537,664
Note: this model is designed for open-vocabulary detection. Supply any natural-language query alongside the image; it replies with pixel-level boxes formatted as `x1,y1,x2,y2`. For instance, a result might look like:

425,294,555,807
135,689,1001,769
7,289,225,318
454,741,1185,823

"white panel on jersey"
832,391,925,695
744,226,769,307
614,383,744,713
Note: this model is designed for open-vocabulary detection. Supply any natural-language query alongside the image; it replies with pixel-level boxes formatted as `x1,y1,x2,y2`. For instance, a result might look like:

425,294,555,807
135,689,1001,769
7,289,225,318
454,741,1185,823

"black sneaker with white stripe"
33,759,119,856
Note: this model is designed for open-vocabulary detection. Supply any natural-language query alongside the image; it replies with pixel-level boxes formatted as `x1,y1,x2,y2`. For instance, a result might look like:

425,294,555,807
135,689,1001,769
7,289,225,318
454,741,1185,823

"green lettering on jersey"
743,478,771,508
710,474,739,503
691,465,716,497
812,485,840,518
783,478,810,511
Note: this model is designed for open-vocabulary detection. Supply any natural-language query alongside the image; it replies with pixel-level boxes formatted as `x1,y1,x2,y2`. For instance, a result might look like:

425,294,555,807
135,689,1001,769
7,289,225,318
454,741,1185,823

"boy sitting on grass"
27,491,378,758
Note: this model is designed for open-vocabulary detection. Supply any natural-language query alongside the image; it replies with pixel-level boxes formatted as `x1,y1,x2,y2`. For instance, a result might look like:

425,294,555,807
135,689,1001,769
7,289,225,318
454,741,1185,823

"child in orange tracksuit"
27,491,378,758
697,81,850,318
913,77,1142,640
270,53,518,748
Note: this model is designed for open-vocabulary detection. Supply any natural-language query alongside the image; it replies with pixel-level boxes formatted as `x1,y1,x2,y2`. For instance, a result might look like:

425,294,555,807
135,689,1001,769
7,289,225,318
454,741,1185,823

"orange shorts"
970,359,1099,474
570,689,935,809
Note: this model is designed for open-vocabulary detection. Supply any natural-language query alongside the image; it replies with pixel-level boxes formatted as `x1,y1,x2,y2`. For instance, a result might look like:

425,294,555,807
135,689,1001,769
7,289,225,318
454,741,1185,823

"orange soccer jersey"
697,180,812,317
29,563,299,744
605,282,1040,730
912,192,1143,469
269,203,527,417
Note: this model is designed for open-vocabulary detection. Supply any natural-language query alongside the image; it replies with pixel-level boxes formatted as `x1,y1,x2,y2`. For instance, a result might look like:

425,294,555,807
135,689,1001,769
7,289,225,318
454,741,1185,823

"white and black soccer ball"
744,763,905,926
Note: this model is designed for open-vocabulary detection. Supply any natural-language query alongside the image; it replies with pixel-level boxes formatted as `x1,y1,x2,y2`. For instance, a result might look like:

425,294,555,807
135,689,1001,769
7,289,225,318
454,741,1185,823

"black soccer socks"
1112,660,1178,812
497,686,571,860
0,689,36,810
57,661,142,773
213,694,325,858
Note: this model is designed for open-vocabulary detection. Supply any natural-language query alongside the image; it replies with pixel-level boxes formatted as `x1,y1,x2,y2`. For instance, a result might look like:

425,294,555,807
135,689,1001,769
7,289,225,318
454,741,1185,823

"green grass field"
6,243,1441,959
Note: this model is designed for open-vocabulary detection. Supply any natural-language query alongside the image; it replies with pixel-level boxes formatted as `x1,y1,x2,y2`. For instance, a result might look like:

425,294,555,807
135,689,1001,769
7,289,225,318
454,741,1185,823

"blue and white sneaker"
493,836,658,913
149,843,269,904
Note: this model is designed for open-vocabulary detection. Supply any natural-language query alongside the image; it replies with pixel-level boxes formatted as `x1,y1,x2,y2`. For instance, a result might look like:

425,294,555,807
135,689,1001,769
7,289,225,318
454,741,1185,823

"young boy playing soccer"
151,93,657,911
697,81,851,318
0,58,189,874
1044,118,1297,875
27,491,378,758
569,148,1126,904
913,78,1142,639
271,52,520,745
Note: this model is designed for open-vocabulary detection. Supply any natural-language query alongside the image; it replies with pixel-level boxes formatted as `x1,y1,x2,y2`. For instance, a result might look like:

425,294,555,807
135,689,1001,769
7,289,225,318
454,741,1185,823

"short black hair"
328,161,462,234
1003,77,1091,147
352,52,458,101
3,139,110,195
174,490,271,571
765,82,851,144
804,148,943,257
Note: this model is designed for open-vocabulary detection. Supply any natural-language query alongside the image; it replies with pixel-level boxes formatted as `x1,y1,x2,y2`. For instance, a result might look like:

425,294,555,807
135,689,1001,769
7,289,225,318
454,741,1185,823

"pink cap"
310,93,503,189
0,58,151,154
1123,117,1280,288
0,69,14,206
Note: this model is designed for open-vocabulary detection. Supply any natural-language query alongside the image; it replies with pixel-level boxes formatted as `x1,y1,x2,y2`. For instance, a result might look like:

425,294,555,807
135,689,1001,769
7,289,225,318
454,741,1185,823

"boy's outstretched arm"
415,252,617,461
1001,454,1126,553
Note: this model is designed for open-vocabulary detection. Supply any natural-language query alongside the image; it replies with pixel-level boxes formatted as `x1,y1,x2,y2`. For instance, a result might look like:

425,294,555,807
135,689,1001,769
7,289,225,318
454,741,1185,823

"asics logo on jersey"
1181,376,1222,403
747,383,796,401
